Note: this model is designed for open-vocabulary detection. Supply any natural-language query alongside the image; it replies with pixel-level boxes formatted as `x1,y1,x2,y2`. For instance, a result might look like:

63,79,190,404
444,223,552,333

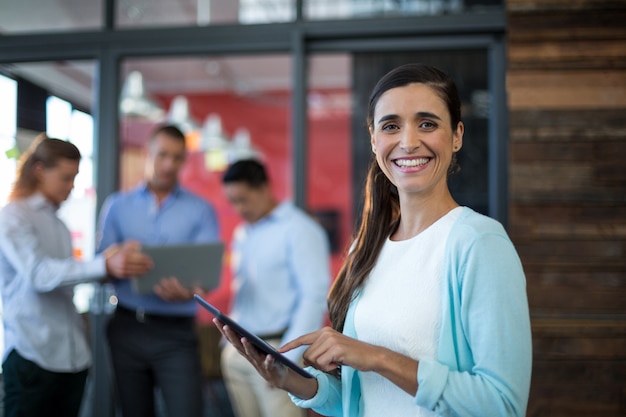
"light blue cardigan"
291,207,532,417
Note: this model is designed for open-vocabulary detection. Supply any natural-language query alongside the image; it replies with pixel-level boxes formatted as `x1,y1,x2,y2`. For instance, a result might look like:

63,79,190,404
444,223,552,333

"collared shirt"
229,201,331,362
0,193,107,372
97,183,220,317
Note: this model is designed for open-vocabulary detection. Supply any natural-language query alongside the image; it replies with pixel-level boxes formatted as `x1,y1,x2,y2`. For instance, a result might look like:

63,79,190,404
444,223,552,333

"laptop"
132,242,224,294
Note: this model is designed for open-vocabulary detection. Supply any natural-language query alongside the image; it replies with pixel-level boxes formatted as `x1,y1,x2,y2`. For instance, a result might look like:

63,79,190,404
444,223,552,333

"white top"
0,193,106,372
354,207,462,417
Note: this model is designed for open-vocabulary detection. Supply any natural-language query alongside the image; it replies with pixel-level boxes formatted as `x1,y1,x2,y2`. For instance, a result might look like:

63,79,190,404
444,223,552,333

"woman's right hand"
281,326,373,373
284,327,419,396
213,318,319,399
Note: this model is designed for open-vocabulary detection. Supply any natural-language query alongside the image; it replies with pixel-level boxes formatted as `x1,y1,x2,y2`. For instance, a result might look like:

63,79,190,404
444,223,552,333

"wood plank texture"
507,71,626,109
507,0,626,415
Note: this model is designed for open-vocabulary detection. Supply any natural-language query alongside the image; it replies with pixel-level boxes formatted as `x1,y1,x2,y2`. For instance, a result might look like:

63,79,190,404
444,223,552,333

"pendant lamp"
201,113,230,171
119,70,165,121
228,127,261,163
166,95,201,151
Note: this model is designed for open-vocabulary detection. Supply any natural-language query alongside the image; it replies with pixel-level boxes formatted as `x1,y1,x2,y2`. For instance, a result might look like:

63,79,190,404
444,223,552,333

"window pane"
116,0,295,28
0,75,17,206
47,96,73,140
11,63,98,313
0,0,102,33
7,61,95,113
0,75,17,367
239,0,295,24
307,54,353,275
304,0,502,20
119,54,292,315
70,109,94,157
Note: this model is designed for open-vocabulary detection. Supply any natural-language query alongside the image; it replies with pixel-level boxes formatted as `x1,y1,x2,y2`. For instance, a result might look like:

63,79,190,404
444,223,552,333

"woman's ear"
33,161,45,181
453,121,464,151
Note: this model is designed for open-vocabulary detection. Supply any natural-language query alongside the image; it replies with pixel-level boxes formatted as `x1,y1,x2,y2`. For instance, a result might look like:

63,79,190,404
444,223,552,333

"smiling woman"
212,63,532,417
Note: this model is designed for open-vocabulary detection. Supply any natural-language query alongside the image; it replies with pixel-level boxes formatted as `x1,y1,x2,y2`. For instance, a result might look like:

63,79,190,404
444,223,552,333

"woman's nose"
399,129,421,153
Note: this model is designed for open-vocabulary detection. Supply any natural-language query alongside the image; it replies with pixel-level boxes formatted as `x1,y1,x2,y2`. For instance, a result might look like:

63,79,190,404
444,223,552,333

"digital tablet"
194,294,314,379
132,243,224,294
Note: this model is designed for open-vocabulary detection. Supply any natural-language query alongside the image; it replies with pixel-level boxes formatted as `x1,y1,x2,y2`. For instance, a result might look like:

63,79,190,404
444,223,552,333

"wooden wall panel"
507,71,626,109
507,0,626,415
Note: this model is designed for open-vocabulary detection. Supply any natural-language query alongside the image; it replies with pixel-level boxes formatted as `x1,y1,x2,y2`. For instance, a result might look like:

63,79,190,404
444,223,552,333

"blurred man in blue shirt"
220,159,330,417
97,124,220,417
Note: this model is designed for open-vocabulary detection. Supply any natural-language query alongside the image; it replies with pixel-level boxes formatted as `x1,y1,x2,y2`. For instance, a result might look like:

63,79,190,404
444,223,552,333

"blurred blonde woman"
0,134,151,417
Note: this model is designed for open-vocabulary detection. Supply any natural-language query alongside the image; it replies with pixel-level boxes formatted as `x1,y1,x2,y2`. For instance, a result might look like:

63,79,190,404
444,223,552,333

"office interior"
1,1,624,416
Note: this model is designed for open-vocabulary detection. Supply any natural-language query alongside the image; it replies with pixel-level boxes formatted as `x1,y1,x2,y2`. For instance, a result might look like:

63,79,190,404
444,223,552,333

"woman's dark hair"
9,133,81,201
328,63,462,332
222,159,269,189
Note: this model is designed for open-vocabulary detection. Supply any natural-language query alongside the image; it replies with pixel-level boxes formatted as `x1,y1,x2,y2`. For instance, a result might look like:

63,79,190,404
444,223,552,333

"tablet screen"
194,294,313,379
132,243,224,294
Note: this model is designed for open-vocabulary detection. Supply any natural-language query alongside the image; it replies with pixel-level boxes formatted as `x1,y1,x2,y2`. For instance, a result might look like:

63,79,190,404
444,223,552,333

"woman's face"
370,82,463,198
35,158,79,206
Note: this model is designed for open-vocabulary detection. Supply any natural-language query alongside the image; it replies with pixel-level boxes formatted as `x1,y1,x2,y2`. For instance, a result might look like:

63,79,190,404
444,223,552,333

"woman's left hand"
213,318,290,388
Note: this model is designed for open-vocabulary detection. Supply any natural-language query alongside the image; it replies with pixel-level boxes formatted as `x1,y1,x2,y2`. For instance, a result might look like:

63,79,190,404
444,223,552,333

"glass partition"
0,0,503,33
0,74,18,364
47,96,97,313
116,0,296,28
304,0,502,20
0,0,102,34
0,75,18,206
307,54,353,276
119,54,293,315
0,61,97,313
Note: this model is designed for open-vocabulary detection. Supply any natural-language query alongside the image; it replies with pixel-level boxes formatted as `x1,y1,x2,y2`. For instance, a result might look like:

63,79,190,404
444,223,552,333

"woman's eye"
420,121,437,130
382,123,399,132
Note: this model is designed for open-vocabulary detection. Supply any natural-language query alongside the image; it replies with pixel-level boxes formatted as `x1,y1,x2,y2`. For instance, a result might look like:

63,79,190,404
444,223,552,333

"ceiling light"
166,95,200,134
228,127,261,163
119,70,165,121
201,113,230,171
166,95,201,151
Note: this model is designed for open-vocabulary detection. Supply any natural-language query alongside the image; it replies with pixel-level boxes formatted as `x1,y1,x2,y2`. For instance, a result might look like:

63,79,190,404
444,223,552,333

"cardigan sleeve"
289,366,343,416
415,216,532,416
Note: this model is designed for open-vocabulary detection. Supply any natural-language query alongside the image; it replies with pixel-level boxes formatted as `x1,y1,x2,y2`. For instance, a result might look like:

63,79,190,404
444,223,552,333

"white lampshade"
201,113,230,171
166,95,200,134
119,71,165,120
200,113,229,150
228,127,261,163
